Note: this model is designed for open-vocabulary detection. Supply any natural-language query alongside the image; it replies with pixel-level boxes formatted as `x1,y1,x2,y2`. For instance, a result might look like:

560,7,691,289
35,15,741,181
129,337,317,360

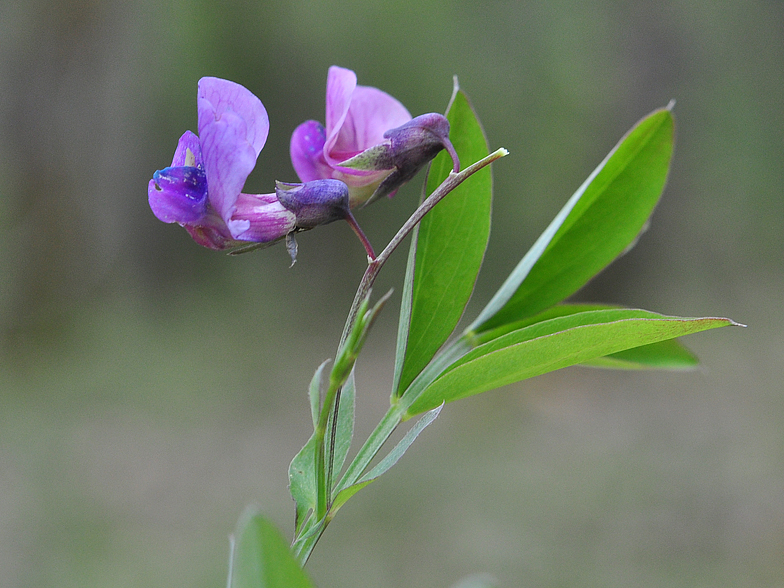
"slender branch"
297,147,508,564
344,211,377,260
340,147,509,346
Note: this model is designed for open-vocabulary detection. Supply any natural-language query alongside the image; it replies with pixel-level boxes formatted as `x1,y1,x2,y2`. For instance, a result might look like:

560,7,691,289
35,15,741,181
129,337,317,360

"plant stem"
297,147,508,564
339,147,508,346
344,211,377,260
293,401,406,563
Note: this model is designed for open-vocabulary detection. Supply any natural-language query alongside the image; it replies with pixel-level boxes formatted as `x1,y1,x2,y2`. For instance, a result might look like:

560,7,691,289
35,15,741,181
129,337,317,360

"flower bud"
275,179,351,229
340,113,460,205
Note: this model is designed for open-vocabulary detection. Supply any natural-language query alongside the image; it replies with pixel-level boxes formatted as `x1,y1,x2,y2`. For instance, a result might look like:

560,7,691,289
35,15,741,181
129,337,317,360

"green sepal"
338,144,394,171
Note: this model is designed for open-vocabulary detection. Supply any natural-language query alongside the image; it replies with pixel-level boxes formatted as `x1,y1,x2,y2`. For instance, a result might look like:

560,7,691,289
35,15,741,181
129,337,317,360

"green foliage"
388,101,734,420
470,104,676,332
229,508,314,588
394,82,492,396
280,86,737,576
308,360,329,430
328,372,356,488
583,338,700,370
406,310,734,415
288,434,317,536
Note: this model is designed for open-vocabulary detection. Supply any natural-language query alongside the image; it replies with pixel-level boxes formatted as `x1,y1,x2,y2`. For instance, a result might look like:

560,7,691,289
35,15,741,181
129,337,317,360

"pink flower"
149,78,352,255
149,77,296,250
291,66,457,208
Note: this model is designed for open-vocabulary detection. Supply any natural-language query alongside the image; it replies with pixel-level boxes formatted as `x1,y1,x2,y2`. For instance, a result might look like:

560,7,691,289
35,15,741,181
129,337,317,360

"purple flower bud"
275,179,350,229
342,113,460,205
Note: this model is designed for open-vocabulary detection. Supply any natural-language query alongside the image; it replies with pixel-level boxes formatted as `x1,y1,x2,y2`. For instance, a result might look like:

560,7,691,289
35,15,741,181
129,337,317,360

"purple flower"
149,77,296,250
290,66,417,207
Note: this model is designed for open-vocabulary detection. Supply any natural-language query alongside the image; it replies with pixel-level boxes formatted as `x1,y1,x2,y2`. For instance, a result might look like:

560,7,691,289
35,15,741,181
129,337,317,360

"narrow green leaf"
471,303,701,371
471,105,675,332
582,338,699,370
229,507,314,588
407,309,738,415
473,303,619,343
394,79,492,396
288,435,317,535
308,360,329,430
359,404,442,483
330,404,442,515
327,371,355,484
330,480,373,516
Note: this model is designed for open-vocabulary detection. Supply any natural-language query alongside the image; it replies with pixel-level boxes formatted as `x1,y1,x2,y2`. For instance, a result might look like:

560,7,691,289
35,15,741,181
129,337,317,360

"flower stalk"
340,147,509,347
291,147,508,565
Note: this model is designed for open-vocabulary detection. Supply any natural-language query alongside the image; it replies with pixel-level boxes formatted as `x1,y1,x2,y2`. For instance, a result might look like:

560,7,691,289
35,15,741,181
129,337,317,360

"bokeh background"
1,1,782,586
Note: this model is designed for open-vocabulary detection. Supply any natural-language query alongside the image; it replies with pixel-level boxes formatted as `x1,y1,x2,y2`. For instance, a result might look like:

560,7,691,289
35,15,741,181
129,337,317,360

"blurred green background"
1,0,782,586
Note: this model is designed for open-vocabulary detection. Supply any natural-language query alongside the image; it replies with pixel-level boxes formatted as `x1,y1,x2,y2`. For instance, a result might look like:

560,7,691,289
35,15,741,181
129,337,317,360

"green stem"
314,371,343,521
293,401,405,563
295,147,508,563
340,148,509,347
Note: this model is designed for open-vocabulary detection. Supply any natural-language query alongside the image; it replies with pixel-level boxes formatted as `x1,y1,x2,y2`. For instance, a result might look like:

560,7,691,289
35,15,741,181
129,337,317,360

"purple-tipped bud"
386,113,459,172
340,113,460,206
275,179,351,229
375,113,460,203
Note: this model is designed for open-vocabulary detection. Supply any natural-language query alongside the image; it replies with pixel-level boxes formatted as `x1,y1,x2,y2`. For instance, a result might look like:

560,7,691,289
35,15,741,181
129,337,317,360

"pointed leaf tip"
470,106,676,332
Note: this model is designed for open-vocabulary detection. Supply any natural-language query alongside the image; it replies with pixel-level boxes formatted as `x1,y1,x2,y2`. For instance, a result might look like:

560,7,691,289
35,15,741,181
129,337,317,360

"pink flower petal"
232,192,296,243
329,85,411,162
290,120,332,182
197,77,269,158
324,66,357,156
197,78,269,239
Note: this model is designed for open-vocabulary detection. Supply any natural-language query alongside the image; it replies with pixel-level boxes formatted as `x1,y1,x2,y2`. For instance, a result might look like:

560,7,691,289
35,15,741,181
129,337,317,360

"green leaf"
394,80,492,396
406,309,738,415
329,479,372,516
308,360,329,430
470,105,675,333
473,303,619,343
229,507,314,588
327,371,355,483
582,338,699,370
471,303,701,371
330,404,442,514
359,403,441,483
288,435,317,535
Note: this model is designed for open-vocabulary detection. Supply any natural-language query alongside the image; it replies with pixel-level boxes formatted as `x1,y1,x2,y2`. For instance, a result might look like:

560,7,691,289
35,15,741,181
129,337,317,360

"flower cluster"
149,67,459,258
